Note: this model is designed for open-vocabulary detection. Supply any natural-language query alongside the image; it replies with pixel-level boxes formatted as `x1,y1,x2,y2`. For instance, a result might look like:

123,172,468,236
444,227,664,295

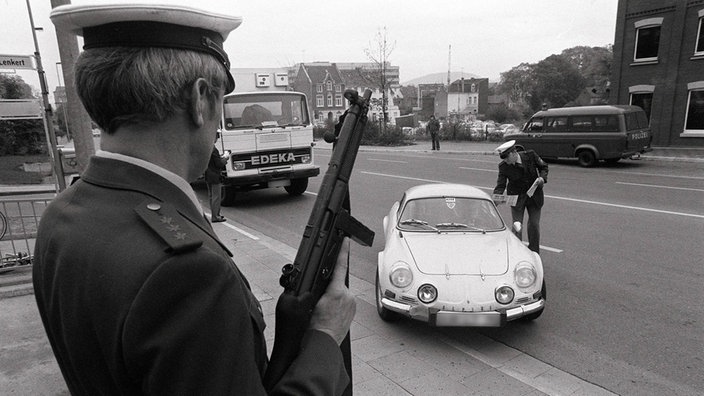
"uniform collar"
95,150,203,214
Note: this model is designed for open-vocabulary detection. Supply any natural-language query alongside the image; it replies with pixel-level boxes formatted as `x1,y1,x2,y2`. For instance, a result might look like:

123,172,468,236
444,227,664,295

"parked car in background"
504,105,652,167
376,183,546,327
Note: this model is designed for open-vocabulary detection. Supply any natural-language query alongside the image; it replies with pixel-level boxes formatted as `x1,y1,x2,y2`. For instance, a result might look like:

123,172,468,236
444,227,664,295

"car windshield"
222,93,309,130
397,197,504,232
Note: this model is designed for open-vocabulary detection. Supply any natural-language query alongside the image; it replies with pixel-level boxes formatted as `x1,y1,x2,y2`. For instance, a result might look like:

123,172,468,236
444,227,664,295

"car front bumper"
380,297,545,327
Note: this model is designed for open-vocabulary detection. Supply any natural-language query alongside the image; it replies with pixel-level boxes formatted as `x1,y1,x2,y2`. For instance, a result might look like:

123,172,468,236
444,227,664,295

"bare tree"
364,27,395,134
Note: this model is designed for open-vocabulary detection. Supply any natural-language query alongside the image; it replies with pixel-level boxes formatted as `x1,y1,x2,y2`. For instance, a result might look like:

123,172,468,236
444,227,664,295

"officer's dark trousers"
511,200,541,254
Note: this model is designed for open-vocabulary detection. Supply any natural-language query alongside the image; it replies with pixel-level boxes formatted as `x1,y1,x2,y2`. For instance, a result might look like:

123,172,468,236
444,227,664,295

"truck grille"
231,148,311,170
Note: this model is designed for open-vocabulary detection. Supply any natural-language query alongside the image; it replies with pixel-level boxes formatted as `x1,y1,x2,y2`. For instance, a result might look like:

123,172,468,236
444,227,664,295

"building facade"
292,62,347,125
230,68,291,92
433,78,489,119
611,0,704,146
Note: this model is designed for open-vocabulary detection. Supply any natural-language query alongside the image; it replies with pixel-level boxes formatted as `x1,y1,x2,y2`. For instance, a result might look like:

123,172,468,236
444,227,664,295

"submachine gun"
263,89,375,393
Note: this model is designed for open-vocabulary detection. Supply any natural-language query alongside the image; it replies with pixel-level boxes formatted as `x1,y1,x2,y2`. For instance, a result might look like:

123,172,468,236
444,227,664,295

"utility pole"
26,0,65,191
52,0,95,173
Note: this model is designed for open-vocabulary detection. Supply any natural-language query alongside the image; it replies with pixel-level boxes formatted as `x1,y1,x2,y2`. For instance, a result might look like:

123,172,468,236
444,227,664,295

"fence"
0,197,51,273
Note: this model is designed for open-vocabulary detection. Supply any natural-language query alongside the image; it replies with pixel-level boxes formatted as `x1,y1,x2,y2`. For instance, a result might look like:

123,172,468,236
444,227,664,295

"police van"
217,91,319,205
505,105,653,167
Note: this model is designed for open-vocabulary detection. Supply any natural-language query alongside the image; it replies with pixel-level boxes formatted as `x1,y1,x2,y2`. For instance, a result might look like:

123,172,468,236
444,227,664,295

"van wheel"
285,178,308,196
577,150,597,167
221,185,237,206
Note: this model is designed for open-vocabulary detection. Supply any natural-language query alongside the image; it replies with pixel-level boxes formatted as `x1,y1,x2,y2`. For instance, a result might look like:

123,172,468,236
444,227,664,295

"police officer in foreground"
492,140,549,254
33,4,354,395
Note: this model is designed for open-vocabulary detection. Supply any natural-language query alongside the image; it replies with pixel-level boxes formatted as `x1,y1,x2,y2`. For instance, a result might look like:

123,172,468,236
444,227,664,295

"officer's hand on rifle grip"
309,238,356,345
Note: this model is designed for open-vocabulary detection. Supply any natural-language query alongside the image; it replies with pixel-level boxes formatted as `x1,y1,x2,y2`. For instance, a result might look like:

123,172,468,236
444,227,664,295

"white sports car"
376,183,545,327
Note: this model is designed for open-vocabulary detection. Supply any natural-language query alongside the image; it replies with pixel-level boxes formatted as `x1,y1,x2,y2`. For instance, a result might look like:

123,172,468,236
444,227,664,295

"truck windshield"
223,94,310,130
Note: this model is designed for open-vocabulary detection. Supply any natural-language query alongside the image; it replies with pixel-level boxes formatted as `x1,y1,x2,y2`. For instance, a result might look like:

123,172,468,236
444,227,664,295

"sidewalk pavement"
2,140,701,395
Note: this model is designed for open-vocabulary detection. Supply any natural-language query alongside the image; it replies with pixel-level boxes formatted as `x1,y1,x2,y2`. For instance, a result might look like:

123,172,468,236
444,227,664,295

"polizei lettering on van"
252,152,296,165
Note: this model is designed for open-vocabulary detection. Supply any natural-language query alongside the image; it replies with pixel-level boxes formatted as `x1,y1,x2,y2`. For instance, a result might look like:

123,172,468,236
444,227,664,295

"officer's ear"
188,78,210,127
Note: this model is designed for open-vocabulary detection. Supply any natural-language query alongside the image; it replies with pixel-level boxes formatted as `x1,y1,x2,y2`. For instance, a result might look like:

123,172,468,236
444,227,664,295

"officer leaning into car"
33,3,355,395
492,140,549,254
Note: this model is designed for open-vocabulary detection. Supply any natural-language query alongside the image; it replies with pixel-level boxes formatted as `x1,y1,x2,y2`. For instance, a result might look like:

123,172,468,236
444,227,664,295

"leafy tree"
528,55,586,111
0,74,34,99
0,75,45,155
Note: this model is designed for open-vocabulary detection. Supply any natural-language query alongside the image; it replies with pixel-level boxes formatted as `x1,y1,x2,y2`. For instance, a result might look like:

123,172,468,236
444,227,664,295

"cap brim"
51,3,242,40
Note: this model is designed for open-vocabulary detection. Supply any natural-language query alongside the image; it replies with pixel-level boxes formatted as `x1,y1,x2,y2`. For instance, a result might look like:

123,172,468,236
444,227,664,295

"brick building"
292,62,346,125
611,0,704,146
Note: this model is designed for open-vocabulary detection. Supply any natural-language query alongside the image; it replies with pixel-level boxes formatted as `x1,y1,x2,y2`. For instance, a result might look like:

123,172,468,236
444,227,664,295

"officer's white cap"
495,140,516,158
50,2,242,92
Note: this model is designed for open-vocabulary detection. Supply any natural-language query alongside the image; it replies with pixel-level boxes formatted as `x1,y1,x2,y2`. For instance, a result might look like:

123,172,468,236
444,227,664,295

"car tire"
376,272,400,322
284,178,308,196
577,150,597,167
522,280,546,321
221,185,237,207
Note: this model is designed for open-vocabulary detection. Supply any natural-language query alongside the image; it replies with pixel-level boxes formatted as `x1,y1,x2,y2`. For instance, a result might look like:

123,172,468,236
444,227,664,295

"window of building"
335,84,342,92
633,18,663,62
326,80,333,91
316,95,324,107
629,85,655,123
335,95,343,107
327,93,333,107
316,84,323,93
684,81,704,135
696,10,704,56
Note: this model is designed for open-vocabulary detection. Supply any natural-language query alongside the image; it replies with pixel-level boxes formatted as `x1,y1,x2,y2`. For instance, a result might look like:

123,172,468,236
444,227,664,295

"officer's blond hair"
74,47,227,133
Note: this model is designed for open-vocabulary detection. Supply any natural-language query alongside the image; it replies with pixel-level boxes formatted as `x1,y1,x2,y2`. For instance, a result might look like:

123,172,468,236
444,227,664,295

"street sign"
0,54,35,70
0,99,43,120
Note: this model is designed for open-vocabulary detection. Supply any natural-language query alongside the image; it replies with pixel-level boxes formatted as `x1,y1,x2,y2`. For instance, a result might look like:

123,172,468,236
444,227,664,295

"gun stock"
263,89,374,393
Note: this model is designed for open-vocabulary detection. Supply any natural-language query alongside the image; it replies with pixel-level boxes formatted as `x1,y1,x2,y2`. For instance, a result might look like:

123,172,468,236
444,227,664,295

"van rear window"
625,111,649,130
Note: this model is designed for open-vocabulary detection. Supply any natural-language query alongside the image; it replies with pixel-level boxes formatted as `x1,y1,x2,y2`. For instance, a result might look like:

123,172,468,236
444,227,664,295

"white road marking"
362,170,704,219
459,166,496,172
205,211,260,240
616,181,704,192
369,158,408,163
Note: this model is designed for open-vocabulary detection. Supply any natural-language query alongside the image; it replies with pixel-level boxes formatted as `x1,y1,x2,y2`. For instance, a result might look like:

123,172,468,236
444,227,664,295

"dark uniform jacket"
205,146,227,184
493,150,549,208
33,156,347,395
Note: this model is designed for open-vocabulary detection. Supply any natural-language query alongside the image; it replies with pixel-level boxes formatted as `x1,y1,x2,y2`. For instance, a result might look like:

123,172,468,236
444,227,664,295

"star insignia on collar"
168,224,181,232
160,216,172,224
174,232,187,240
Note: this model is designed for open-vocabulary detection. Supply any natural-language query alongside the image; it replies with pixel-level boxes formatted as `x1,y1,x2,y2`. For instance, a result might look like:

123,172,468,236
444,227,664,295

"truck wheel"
284,178,308,196
577,150,597,167
221,185,237,207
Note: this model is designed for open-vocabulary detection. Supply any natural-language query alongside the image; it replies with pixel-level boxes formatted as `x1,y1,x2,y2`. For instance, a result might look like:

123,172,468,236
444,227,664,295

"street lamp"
26,0,65,191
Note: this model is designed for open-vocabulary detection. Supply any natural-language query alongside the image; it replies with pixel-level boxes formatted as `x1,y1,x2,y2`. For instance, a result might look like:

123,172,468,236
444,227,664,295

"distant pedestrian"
427,115,441,150
205,143,228,222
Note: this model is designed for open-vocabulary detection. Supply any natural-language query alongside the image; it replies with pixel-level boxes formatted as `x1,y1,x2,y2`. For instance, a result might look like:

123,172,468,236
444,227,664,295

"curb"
0,267,34,299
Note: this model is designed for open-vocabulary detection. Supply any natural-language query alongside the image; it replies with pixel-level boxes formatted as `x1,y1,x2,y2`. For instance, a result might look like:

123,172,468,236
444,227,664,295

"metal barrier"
0,197,51,273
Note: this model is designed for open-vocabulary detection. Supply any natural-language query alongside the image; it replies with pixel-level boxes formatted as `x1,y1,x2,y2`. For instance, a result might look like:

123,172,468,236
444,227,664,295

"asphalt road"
204,148,704,396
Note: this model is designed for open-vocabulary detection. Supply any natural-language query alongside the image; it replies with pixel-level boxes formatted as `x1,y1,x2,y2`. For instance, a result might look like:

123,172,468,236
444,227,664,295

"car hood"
402,232,509,276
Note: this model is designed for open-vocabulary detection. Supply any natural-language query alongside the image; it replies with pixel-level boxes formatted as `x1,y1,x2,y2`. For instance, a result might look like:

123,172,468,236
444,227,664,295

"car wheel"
221,185,237,207
522,280,546,321
577,150,597,167
376,272,400,322
284,178,308,196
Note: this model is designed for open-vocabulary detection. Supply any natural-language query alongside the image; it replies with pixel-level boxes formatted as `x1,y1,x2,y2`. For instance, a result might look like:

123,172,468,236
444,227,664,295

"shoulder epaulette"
134,200,204,253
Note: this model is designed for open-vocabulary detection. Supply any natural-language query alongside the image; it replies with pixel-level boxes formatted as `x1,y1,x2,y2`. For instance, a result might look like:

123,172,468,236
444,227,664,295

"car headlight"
301,154,311,164
417,284,437,303
495,285,514,304
233,161,245,171
389,263,413,288
514,262,537,288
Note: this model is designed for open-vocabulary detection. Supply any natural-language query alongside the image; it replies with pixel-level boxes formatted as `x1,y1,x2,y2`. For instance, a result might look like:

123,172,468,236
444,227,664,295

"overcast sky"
2,0,618,100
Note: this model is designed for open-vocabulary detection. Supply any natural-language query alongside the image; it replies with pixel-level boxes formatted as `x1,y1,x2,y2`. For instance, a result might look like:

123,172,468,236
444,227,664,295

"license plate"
435,311,502,327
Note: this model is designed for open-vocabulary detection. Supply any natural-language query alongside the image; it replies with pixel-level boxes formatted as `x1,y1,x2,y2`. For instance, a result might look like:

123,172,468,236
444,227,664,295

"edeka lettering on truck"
231,147,311,170
252,152,296,166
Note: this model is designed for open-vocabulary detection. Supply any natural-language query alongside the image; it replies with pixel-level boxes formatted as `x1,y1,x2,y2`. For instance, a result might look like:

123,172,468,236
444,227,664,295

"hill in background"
402,71,481,86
